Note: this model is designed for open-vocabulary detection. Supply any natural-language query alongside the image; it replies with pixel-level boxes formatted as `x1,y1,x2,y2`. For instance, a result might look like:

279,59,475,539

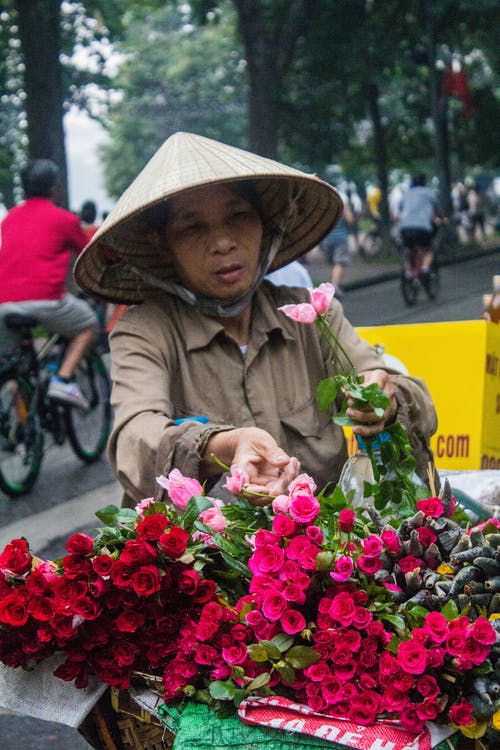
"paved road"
0,247,498,749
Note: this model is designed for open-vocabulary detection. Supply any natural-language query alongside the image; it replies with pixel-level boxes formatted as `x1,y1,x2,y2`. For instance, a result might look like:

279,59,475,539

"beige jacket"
108,283,437,505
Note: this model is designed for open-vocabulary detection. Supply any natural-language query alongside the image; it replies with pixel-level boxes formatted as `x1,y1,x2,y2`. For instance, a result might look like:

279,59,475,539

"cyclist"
0,159,96,410
399,173,441,287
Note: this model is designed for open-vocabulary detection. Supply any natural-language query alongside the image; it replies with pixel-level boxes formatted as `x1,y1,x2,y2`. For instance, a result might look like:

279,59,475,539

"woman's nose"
209,225,236,253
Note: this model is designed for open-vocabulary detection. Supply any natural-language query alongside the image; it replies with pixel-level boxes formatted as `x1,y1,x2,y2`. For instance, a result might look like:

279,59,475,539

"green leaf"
247,644,271,663
276,663,296,684
441,599,459,621
270,633,295,653
180,495,213,529
116,508,139,524
209,680,237,701
246,672,270,692
333,414,357,427
316,377,339,411
259,640,281,661
95,505,121,524
381,614,406,631
285,646,321,669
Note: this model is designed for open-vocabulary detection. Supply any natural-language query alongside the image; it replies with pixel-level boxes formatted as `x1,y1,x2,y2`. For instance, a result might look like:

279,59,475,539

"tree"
100,3,246,197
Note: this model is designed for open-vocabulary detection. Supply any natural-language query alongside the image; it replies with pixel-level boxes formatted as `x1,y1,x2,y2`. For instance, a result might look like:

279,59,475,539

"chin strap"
129,183,303,318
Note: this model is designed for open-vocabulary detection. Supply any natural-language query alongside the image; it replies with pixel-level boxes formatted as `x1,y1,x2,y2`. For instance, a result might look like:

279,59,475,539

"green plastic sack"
171,703,459,750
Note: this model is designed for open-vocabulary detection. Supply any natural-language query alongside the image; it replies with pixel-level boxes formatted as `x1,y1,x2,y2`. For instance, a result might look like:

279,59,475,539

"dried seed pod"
485,576,500,592
451,546,494,564
400,589,430,608
465,580,486,594
400,512,426,536
435,582,452,598
423,542,441,567
449,565,481,596
473,676,494,706
486,534,500,549
474,557,500,576
423,570,441,589
489,593,500,616
470,527,487,547
440,478,455,517
470,593,493,606
450,535,472,556
366,507,385,533
404,568,423,593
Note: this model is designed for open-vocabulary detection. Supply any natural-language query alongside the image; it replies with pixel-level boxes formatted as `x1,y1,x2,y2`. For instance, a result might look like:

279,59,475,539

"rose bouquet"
0,467,499,748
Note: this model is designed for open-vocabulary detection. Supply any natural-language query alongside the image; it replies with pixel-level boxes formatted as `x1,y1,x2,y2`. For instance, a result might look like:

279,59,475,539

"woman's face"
161,183,263,300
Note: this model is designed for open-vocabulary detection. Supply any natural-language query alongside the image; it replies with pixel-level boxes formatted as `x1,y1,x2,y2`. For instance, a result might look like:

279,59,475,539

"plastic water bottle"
338,434,377,508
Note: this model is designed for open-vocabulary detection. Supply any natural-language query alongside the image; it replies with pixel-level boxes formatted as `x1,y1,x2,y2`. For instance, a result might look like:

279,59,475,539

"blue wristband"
173,416,208,425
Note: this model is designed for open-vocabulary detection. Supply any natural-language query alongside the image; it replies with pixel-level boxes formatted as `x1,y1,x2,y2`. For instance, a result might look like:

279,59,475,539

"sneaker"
48,376,89,411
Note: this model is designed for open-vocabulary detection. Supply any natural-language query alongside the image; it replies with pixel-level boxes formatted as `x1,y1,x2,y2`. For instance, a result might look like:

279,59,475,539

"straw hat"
74,132,343,304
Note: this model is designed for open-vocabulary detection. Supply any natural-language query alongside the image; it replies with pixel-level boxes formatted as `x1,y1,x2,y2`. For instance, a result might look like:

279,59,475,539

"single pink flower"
134,497,155,518
416,496,444,518
156,469,203,510
338,509,355,532
330,555,354,582
362,534,384,558
280,608,306,635
381,528,400,554
423,611,449,644
199,500,228,533
223,465,248,495
309,282,336,314
272,494,291,514
448,699,474,726
288,473,317,499
398,639,428,674
289,494,320,524
278,303,317,323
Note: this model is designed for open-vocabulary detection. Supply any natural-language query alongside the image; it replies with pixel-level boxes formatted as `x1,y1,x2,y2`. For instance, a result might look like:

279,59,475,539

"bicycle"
400,245,440,306
0,313,112,497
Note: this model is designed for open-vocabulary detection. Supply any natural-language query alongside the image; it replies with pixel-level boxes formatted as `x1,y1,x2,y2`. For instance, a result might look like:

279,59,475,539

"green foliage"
100,2,246,198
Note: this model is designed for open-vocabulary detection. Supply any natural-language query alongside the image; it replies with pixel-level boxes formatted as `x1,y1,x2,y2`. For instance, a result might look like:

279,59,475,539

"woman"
75,132,437,507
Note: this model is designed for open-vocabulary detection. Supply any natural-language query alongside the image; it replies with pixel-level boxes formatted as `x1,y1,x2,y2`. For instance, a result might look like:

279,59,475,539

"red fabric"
0,198,88,302
239,696,433,750
442,66,474,118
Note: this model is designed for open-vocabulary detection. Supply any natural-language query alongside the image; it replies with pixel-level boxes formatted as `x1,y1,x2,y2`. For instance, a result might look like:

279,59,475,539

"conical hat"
74,132,342,304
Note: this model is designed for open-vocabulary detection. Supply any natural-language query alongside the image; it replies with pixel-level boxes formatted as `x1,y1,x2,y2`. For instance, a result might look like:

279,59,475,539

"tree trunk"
423,0,452,217
234,0,315,158
14,0,69,207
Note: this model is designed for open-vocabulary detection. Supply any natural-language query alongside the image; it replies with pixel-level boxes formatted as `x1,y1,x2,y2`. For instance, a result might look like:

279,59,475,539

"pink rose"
356,554,383,575
156,469,203,510
338,509,355,532
328,591,356,627
288,473,317,499
309,283,335,314
280,608,306,635
223,465,248,495
272,494,291,514
362,535,383,557
423,611,449,643
468,616,496,645
285,537,319,570
278,303,317,323
248,544,285,575
383,685,410,712
261,588,287,621
330,555,354,582
416,526,437,546
199,500,228,533
416,698,441,721
416,497,444,518
222,641,248,665
448,699,474,726
381,528,400,554
399,704,425,733
272,514,297,537
289,494,320,524
134,497,155,518
306,525,323,544
398,639,428,674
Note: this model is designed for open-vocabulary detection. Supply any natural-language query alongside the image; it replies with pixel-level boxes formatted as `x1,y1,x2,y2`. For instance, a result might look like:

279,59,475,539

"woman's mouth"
214,263,244,283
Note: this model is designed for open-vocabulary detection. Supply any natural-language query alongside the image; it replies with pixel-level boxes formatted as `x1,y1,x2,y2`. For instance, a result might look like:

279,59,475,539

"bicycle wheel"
359,230,383,259
65,352,111,462
0,376,44,497
423,261,440,300
400,271,419,306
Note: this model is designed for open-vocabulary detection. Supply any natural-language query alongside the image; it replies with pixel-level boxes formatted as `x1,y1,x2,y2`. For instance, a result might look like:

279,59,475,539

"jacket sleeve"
324,300,438,482
107,309,233,503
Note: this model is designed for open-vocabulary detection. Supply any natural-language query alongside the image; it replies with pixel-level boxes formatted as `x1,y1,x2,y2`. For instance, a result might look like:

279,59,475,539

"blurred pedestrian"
320,191,355,298
399,173,441,284
466,184,486,243
79,200,99,241
0,159,96,410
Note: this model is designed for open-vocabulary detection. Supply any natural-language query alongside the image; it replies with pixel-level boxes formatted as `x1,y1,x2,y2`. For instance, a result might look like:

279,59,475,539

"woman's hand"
348,369,398,438
202,427,300,506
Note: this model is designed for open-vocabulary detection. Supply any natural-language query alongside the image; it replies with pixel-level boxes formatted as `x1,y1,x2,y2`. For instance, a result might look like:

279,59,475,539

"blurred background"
0,0,498,241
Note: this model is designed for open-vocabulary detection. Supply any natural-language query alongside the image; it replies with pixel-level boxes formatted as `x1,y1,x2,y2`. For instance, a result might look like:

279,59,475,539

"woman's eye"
180,223,203,235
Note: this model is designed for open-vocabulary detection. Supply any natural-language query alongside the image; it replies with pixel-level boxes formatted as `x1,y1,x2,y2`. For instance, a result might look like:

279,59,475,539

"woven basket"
78,677,174,750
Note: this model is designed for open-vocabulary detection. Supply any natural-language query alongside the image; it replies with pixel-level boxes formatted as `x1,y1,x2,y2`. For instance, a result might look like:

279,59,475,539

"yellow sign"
352,320,500,471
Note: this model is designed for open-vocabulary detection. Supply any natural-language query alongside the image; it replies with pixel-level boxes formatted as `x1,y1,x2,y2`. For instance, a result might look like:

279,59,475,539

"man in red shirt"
0,159,96,410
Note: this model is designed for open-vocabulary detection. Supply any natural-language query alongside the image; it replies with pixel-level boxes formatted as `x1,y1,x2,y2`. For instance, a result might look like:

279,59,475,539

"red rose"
0,591,29,626
27,595,53,621
0,538,32,576
448,699,474,726
114,610,145,633
110,561,135,589
62,554,93,579
131,565,161,596
113,640,136,667
92,554,114,577
192,579,217,605
66,533,94,555
398,639,428,674
416,526,437,546
120,539,157,566
338,509,355,532
72,596,102,620
159,526,190,558
136,514,169,540
416,497,444,518
177,569,200,595
398,555,425,574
